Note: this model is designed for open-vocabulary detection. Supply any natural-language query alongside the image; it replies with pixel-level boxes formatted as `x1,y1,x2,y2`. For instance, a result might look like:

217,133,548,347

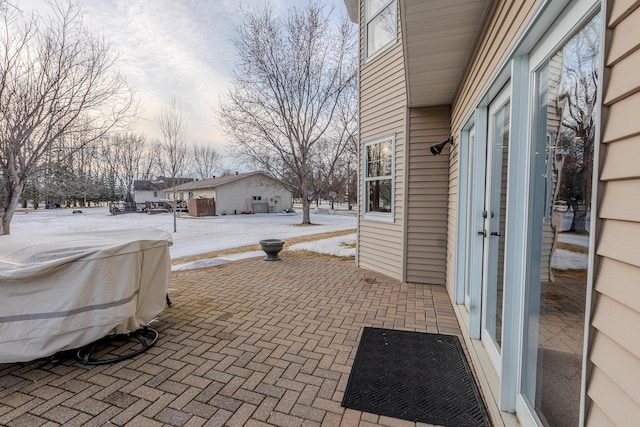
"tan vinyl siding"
451,0,537,132
601,90,640,142
591,292,640,360
587,2,640,424
603,47,640,104
405,106,450,284
609,0,640,26
599,135,640,180
585,403,616,427
358,0,407,280
595,257,640,313
587,367,640,425
446,0,537,292
596,220,640,270
599,179,640,221
590,333,640,406
606,4,640,64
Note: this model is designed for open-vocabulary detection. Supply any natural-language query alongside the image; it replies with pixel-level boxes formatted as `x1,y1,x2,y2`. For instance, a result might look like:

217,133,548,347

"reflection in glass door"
481,87,510,370
522,13,599,426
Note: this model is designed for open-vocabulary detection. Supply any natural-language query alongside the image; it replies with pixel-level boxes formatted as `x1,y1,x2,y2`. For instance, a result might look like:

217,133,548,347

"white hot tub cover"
0,228,172,363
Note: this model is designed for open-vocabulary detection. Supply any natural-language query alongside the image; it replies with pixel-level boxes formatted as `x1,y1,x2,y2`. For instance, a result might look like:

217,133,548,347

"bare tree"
557,16,599,232
102,132,149,201
55,129,101,207
157,98,190,232
218,2,357,224
139,141,162,181
331,83,358,210
0,2,133,234
191,144,221,180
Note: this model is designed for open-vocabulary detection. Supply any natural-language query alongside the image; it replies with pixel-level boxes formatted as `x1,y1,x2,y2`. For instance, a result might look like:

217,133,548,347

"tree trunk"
0,215,10,235
1,182,25,235
173,189,178,232
302,198,311,224
572,202,589,233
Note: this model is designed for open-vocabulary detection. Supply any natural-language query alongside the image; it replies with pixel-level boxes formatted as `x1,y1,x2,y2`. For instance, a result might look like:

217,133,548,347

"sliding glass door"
521,13,600,426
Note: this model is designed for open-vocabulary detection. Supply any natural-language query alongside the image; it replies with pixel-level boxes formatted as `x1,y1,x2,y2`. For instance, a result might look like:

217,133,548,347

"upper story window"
365,0,396,60
363,135,394,220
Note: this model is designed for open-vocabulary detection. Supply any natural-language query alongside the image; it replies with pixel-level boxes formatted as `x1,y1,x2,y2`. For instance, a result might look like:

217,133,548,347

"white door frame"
467,108,488,340
480,84,511,373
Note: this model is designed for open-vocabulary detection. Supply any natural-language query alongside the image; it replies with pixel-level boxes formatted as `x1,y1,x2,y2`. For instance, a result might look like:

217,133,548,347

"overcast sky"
16,0,350,164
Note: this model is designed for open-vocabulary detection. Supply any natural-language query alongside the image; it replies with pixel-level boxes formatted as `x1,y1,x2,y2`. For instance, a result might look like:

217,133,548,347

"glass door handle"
490,231,501,236
477,230,487,237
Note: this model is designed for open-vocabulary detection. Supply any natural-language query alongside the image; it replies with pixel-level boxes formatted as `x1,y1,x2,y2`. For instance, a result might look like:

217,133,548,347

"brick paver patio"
0,253,465,427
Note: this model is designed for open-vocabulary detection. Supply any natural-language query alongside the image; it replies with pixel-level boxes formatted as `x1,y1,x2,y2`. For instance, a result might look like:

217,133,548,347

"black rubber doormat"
342,327,491,427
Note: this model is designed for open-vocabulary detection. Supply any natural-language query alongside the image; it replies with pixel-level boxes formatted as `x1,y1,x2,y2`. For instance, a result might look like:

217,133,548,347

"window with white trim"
363,135,394,219
365,0,396,60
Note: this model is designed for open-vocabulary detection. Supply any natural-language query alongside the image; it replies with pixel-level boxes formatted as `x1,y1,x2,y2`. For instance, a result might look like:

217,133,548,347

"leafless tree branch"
218,2,357,223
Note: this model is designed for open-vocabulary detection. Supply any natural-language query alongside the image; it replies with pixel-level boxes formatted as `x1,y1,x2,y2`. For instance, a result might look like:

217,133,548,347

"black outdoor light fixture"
430,136,453,156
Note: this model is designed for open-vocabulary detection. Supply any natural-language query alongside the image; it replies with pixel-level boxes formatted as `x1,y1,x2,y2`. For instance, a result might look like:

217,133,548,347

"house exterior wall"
441,0,640,423
447,0,538,295
183,188,218,201
451,0,538,132
405,105,450,285
356,0,539,286
357,0,407,281
167,175,292,216
214,176,292,215
352,0,640,424
134,190,163,203
586,1,640,424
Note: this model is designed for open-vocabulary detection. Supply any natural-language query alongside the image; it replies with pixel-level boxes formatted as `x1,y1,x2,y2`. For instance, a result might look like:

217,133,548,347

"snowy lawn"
9,207,357,267
7,207,588,271
554,232,589,270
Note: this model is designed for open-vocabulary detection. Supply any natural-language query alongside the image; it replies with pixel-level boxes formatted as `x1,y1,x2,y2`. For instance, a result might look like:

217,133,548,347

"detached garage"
166,172,293,215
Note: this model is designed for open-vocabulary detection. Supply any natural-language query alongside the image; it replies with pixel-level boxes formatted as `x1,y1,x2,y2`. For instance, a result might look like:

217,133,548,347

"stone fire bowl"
259,239,285,261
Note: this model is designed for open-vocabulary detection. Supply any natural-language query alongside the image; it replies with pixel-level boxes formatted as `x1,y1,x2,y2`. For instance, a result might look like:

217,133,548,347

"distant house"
165,172,292,215
133,177,194,203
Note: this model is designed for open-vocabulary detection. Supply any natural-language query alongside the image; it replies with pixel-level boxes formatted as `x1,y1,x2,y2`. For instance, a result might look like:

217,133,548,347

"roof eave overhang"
343,0,359,23
400,0,491,108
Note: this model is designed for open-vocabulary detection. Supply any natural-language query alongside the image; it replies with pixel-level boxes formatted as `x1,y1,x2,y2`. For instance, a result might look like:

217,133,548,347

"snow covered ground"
551,249,588,270
553,232,590,270
172,233,357,271
9,207,357,267
7,206,588,271
557,232,589,248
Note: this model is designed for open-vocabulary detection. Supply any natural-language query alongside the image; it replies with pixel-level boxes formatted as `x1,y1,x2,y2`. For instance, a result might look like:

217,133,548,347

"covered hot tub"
0,228,172,363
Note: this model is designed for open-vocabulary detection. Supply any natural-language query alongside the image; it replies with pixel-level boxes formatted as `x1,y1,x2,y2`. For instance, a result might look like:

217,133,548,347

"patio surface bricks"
0,252,466,427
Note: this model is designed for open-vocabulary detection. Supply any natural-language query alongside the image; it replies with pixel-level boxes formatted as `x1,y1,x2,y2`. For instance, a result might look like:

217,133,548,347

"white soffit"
402,0,491,107
344,0,359,23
